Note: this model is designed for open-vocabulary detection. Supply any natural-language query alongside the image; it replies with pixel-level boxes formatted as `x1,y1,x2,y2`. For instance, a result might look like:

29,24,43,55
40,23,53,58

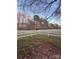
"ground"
17,34,61,59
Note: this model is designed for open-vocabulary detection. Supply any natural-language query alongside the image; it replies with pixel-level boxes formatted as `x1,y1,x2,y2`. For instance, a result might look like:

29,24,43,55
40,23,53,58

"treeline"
17,15,61,30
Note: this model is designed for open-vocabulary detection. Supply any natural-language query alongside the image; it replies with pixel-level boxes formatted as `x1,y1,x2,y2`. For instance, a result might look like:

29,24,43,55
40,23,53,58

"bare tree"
17,0,61,20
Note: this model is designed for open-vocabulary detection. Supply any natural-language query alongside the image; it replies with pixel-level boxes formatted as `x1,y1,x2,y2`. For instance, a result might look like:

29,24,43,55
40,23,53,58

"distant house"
34,15,48,30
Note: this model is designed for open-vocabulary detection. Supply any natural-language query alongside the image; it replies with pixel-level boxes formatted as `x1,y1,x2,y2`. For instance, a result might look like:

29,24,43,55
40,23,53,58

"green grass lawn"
17,34,61,48
17,34,61,59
